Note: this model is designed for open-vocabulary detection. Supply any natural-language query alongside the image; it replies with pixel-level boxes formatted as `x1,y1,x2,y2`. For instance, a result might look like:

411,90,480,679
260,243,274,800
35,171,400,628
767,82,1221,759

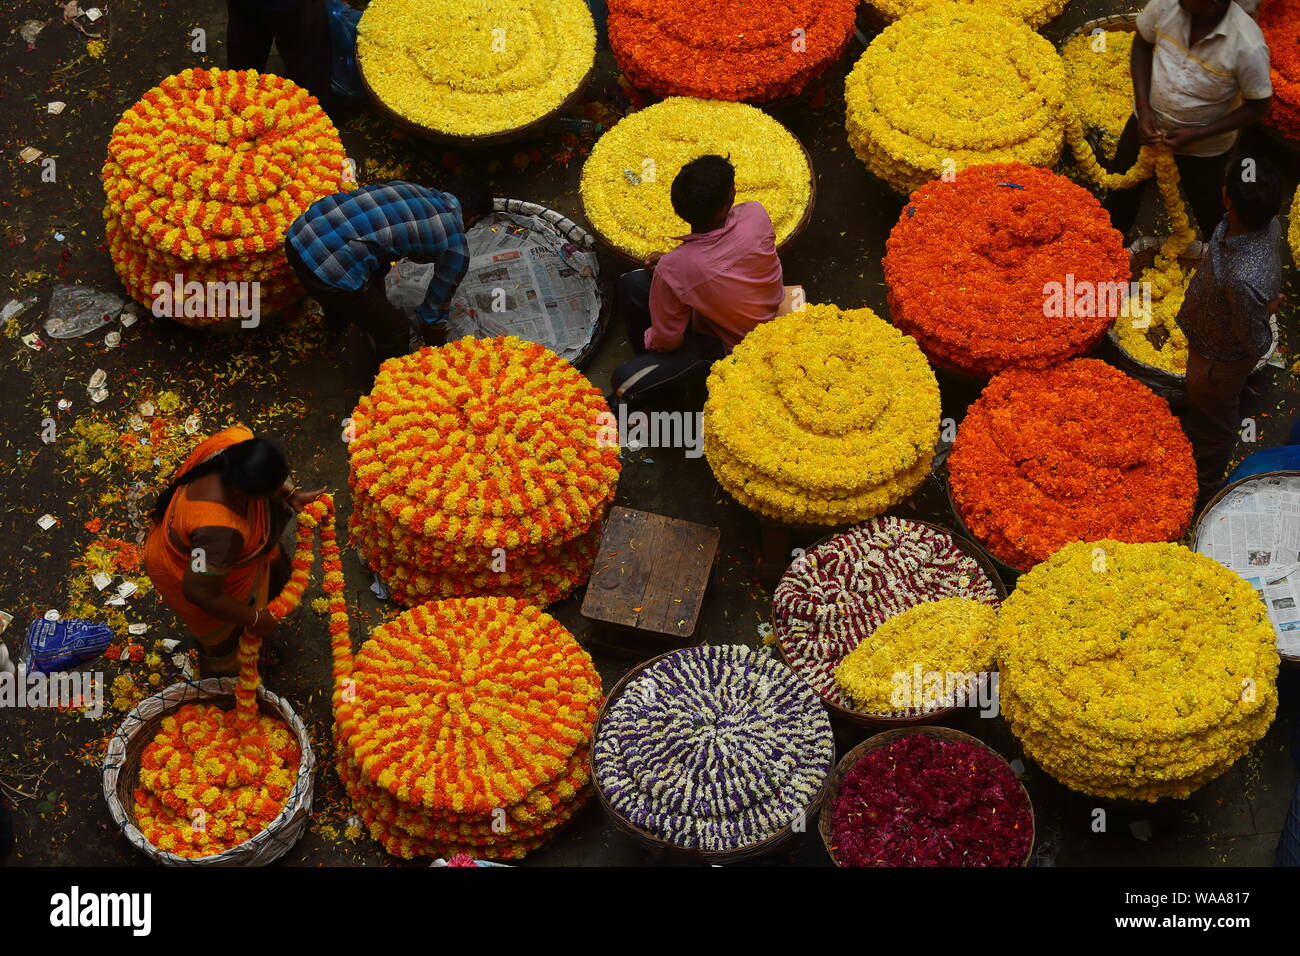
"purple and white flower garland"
592,645,834,852
773,517,1000,709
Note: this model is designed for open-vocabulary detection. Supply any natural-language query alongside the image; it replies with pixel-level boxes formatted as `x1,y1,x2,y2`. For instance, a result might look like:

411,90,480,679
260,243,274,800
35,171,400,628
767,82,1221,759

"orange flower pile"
884,163,1129,377
1261,2,1300,142
607,0,858,102
347,337,621,606
948,359,1197,570
103,68,346,327
332,597,602,859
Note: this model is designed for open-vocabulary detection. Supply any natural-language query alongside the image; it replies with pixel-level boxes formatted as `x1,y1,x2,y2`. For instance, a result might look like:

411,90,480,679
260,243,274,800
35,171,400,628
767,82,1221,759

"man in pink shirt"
611,155,785,402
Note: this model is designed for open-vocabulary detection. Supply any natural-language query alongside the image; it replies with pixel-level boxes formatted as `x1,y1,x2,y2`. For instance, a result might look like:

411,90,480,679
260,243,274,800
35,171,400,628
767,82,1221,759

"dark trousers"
1102,115,1231,240
227,0,332,108
285,242,411,367
1182,349,1257,508
610,270,727,402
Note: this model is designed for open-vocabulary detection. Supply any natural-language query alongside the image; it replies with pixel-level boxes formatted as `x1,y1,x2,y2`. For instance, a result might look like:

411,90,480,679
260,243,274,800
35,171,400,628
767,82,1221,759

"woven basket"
591,648,833,864
1192,469,1300,667
773,518,1008,730
817,727,1035,867
103,678,316,866
1058,13,1138,50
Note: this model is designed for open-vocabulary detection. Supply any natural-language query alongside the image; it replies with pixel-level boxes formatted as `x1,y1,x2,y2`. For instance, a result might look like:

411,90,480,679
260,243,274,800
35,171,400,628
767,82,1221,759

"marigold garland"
332,597,602,859
347,336,621,606
1260,1,1300,143
606,0,857,102
845,6,1068,194
948,359,1197,571
997,541,1279,802
102,68,345,327
1290,186,1300,268
580,98,812,260
703,304,940,526
1061,28,1134,162
884,163,1128,377
357,0,595,137
863,0,1068,29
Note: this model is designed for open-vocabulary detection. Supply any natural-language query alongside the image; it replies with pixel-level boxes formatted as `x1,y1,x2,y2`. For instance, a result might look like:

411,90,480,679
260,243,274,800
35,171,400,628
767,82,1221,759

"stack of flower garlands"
333,597,602,859
593,645,833,852
1260,1,1300,142
948,359,1197,571
862,0,1068,29
844,5,1068,193
132,496,342,857
1061,27,1134,161
103,68,345,327
774,517,1002,711
347,337,621,606
605,0,857,102
997,541,1279,801
357,0,595,137
705,305,939,525
579,98,812,260
1291,186,1300,267
883,163,1128,377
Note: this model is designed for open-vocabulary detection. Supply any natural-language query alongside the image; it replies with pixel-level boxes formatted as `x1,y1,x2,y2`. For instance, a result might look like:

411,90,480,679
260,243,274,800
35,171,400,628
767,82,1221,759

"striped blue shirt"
286,181,468,324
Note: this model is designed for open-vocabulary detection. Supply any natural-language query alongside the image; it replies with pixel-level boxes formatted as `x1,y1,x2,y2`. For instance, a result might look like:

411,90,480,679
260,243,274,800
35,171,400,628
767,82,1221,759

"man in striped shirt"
285,178,492,368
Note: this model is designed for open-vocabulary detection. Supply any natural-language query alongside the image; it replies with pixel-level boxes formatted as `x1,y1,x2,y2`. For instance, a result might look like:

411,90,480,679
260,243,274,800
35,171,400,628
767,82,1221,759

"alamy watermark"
0,668,104,718
891,667,999,718
151,274,261,328
596,407,703,459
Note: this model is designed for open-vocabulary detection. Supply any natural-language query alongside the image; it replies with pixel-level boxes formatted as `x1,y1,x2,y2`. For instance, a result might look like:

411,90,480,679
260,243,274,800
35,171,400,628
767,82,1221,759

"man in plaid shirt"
286,178,492,368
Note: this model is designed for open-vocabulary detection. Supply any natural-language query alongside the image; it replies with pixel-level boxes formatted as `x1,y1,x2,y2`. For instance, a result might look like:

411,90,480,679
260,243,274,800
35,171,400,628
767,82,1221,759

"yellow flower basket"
1060,21,1136,163
863,0,1069,29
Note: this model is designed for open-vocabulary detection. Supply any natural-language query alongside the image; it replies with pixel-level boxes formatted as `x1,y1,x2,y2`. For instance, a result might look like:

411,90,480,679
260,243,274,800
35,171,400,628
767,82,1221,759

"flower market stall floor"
1,0,1298,868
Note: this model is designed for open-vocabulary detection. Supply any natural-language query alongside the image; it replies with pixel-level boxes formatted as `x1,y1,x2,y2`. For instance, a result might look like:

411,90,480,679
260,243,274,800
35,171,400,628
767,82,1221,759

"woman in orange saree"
143,426,324,676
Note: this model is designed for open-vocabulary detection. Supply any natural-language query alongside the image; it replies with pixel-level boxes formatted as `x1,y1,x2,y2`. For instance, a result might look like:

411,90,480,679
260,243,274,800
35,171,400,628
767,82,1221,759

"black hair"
444,174,494,224
1224,148,1285,231
671,155,735,232
149,437,289,523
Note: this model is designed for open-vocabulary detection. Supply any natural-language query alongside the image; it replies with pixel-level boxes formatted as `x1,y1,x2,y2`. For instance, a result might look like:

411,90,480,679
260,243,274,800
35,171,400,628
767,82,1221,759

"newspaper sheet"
384,210,600,363
1196,474,1300,656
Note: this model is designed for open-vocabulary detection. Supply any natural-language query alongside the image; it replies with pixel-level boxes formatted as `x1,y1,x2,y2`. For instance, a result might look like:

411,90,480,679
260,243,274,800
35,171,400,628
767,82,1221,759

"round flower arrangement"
883,163,1128,377
948,359,1197,571
334,597,602,859
347,336,621,607
102,68,345,326
828,732,1034,866
834,598,997,715
997,540,1279,802
774,517,1002,711
703,304,940,526
592,645,834,853
1260,1,1300,143
1061,28,1135,162
863,0,1069,29
357,0,595,138
579,98,812,260
606,0,857,102
845,6,1068,194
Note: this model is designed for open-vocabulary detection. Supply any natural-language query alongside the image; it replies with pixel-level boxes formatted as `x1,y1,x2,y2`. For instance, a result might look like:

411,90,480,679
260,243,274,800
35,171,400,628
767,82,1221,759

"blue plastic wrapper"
21,619,113,675
327,0,365,105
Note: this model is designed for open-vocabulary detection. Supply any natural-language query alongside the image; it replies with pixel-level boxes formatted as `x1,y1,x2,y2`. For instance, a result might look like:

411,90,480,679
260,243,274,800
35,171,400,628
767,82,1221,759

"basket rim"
102,677,315,865
590,647,834,863
771,516,1008,729
1058,12,1139,51
817,726,1036,867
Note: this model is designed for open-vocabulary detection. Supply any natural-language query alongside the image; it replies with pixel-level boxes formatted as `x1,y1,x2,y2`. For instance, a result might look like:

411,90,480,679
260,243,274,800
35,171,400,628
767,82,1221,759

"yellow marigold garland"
845,5,1068,194
347,337,621,606
997,540,1278,802
1061,28,1134,162
864,0,1069,29
1290,185,1300,267
703,304,940,525
357,0,595,137
579,98,812,260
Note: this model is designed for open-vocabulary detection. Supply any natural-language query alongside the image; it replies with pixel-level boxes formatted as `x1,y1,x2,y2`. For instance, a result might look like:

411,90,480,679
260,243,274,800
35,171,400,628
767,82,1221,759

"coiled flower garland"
1260,1,1300,143
592,645,834,852
863,0,1068,29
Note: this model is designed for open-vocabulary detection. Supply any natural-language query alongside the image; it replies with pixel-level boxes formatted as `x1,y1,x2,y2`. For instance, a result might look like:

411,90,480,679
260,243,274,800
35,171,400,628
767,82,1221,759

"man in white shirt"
1103,0,1272,240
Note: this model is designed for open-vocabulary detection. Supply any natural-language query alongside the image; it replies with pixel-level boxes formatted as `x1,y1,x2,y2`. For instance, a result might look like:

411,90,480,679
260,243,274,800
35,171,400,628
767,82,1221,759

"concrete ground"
0,0,1297,867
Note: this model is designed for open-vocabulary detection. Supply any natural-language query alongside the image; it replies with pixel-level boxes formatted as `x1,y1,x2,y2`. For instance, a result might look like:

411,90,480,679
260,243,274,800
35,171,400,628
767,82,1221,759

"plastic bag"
327,0,365,105
20,618,113,675
44,284,126,339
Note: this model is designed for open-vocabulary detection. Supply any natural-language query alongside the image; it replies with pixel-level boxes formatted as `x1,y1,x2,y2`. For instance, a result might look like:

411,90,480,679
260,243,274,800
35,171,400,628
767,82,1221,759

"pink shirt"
646,202,785,353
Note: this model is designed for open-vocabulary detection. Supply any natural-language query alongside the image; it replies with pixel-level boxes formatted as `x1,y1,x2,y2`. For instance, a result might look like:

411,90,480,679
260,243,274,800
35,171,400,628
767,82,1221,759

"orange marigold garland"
331,597,602,859
347,336,622,606
1261,1,1300,143
607,0,858,102
884,163,1129,377
102,68,346,327
948,360,1197,571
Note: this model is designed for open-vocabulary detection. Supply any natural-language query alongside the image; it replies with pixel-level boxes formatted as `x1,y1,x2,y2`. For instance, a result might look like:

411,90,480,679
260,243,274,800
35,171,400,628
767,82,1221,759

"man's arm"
1163,98,1271,151
1131,3,1164,144
414,229,469,346
645,271,691,352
